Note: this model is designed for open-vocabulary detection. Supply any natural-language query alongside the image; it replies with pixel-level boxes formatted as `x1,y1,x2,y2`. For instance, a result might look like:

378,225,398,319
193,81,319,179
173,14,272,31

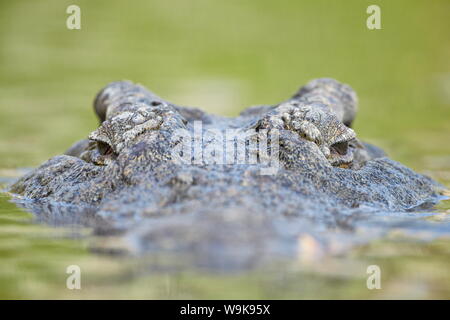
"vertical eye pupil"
98,141,113,155
331,141,348,155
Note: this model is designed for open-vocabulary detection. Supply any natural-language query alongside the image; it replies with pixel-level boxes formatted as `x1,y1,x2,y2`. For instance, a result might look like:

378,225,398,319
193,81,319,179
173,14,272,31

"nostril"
330,141,348,155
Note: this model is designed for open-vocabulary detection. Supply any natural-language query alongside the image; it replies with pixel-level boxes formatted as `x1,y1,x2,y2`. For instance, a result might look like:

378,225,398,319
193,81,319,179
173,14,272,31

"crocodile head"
9,78,445,268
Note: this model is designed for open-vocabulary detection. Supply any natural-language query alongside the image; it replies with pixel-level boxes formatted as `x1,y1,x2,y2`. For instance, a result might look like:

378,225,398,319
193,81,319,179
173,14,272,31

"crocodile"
8,78,448,269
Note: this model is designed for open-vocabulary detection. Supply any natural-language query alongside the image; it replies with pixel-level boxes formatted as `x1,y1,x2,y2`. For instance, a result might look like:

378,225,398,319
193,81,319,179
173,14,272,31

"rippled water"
1,157,449,299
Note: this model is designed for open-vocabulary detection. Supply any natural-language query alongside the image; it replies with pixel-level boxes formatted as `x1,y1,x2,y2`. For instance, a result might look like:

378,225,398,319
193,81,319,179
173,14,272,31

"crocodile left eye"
330,141,348,155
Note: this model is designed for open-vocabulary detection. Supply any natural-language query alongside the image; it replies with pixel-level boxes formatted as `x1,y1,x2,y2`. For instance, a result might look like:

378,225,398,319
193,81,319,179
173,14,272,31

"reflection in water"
10,193,450,268
1,164,449,298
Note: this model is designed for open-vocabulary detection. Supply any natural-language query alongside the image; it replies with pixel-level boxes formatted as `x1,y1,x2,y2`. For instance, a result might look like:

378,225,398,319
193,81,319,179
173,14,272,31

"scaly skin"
9,78,446,269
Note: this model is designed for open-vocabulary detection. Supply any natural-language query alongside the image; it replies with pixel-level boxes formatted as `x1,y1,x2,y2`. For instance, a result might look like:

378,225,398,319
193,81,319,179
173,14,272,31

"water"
0,155,449,299
0,0,449,299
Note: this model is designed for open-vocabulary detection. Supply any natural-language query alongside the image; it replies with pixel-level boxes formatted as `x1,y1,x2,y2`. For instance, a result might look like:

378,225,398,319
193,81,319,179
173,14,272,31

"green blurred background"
0,0,449,299
0,0,449,169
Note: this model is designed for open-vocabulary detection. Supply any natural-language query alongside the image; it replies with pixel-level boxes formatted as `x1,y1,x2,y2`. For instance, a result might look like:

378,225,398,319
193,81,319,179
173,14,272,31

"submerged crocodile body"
9,78,448,269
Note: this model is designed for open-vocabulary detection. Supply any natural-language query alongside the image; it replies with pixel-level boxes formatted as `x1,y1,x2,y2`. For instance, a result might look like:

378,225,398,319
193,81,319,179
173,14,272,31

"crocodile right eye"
97,141,114,156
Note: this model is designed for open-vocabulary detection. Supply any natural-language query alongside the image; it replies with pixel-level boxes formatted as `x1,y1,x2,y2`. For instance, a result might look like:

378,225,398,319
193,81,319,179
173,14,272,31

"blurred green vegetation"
0,0,449,169
0,0,449,299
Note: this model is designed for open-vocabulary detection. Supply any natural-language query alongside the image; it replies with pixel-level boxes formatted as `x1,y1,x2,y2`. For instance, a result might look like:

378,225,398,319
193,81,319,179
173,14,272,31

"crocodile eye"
330,141,348,155
97,141,114,156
